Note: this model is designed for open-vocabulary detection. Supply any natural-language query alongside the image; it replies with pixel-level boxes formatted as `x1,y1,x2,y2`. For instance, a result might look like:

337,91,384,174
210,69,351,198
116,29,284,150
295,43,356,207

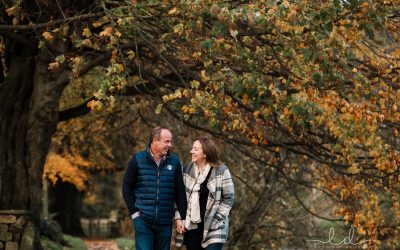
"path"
83,238,120,250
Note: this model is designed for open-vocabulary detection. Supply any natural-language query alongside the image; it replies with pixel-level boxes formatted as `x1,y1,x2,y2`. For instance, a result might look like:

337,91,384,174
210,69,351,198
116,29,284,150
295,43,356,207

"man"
122,126,187,250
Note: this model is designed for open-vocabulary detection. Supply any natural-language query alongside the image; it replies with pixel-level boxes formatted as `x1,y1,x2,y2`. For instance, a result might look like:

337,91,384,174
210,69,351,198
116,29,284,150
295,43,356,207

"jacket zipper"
154,157,165,224
155,166,160,224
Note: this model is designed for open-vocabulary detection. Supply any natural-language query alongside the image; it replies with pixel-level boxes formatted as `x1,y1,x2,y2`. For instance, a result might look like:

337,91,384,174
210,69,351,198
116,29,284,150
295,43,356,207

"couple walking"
122,126,235,250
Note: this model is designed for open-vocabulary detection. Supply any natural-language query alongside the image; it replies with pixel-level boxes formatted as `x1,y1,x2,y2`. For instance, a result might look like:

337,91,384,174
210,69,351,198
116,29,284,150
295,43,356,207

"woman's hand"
176,219,186,234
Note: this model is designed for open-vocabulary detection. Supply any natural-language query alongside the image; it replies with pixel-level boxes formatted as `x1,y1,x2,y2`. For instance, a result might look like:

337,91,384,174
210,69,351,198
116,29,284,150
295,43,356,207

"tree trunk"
0,40,34,211
0,38,70,248
227,186,276,250
49,182,84,236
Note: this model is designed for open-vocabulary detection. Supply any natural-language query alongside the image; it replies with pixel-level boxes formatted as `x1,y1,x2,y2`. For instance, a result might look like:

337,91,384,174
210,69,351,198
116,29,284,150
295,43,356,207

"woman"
175,137,234,250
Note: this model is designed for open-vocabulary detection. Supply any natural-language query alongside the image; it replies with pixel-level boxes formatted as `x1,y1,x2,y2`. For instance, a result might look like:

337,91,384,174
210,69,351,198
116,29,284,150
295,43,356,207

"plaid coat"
175,163,235,248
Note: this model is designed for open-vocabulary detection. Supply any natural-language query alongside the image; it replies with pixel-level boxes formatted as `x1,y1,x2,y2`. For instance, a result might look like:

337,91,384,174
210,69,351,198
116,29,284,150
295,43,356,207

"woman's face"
191,140,206,165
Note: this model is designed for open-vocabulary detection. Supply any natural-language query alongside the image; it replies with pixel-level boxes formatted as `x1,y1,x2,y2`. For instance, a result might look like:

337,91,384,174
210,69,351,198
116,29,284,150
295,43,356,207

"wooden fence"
80,210,119,238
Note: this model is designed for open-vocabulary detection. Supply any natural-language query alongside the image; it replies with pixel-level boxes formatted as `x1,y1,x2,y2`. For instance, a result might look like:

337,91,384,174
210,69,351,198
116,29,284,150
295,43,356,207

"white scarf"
184,163,211,230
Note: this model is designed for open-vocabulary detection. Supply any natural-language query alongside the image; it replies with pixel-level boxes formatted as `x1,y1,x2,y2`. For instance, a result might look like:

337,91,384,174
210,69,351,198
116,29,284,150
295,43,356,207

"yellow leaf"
174,90,182,98
357,226,366,235
282,0,290,8
42,31,54,42
5,6,18,16
115,63,125,73
349,163,360,174
192,52,202,60
173,23,184,35
81,39,93,48
201,70,210,82
232,119,240,130
190,80,200,89
87,100,103,111
127,50,136,60
242,94,249,105
100,27,113,37
168,7,178,15
48,62,60,71
83,28,91,38
196,20,203,30
70,56,82,77
92,22,102,28
251,137,259,145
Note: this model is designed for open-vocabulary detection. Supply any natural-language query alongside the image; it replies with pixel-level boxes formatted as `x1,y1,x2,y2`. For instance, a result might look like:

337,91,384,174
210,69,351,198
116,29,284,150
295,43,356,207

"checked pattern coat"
175,163,235,248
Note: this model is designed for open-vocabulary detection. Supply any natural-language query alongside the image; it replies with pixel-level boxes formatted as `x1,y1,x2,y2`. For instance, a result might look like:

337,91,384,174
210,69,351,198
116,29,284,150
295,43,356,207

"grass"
114,237,135,250
40,234,87,250
40,236,62,250
63,234,87,249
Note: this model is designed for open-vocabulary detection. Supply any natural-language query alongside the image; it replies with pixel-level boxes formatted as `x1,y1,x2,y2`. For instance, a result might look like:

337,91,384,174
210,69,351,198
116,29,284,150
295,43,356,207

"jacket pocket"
209,212,225,231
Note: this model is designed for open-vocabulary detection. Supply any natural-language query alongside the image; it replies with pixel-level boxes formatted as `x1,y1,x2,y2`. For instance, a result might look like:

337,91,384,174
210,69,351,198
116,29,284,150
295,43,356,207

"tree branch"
0,30,36,48
0,12,105,31
58,81,159,122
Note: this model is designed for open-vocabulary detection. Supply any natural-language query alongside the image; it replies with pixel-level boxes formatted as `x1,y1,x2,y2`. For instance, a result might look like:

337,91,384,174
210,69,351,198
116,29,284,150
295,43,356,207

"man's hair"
149,126,170,145
195,137,222,167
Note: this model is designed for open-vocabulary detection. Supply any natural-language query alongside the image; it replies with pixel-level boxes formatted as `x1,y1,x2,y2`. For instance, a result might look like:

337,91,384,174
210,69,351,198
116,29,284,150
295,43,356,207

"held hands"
175,219,186,234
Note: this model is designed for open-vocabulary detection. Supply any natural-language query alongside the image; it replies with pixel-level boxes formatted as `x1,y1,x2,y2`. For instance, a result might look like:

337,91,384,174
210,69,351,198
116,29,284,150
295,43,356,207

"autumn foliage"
44,152,92,191
89,0,398,247
3,0,399,248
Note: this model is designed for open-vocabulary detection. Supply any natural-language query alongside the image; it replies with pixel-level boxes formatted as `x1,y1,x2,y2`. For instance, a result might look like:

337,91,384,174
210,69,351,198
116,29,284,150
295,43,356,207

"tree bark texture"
0,37,70,248
0,40,34,211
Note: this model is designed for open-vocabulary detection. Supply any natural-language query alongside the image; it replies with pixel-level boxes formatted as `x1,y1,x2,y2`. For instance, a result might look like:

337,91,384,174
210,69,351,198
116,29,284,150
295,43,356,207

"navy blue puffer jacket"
122,147,186,225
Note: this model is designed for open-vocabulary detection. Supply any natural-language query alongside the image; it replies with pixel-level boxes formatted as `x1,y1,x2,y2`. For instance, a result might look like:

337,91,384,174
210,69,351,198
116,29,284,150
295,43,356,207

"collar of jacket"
145,144,170,161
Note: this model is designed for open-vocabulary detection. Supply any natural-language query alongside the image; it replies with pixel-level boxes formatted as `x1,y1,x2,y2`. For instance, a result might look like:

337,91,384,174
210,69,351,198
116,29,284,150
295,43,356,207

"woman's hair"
195,137,223,167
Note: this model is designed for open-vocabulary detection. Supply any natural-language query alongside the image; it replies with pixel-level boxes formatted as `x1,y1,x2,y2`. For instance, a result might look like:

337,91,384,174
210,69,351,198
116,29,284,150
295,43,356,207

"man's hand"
176,219,186,234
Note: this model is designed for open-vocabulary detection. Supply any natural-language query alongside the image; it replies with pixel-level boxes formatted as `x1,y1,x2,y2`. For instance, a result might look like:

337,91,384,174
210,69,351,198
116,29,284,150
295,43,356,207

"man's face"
152,129,172,157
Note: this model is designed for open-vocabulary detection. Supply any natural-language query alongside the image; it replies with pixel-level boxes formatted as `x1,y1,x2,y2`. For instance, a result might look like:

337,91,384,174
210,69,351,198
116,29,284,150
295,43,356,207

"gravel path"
83,238,120,250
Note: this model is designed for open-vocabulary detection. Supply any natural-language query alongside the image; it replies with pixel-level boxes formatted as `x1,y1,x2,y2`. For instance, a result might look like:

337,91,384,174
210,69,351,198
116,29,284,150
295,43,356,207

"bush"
40,219,68,246
40,234,87,250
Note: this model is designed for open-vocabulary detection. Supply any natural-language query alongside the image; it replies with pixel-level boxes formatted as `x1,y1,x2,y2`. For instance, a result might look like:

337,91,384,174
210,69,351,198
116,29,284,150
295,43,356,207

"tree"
78,0,400,247
0,2,180,246
43,72,139,234
0,0,145,246
1,0,400,249
149,1,400,248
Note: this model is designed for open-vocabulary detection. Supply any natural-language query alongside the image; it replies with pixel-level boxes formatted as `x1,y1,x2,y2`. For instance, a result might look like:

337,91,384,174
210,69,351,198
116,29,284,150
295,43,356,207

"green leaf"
75,38,83,48
55,54,65,63
325,22,333,32
303,49,313,62
155,104,163,114
200,39,213,49
211,22,227,36
312,72,323,87
38,41,46,49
